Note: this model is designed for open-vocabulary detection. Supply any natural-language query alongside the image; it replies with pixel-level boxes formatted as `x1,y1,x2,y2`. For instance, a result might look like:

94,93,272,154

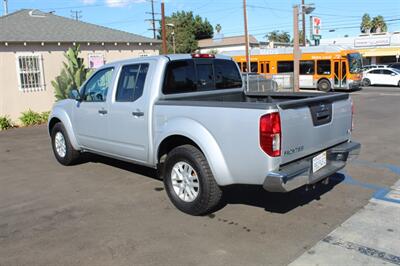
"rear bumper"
263,141,361,192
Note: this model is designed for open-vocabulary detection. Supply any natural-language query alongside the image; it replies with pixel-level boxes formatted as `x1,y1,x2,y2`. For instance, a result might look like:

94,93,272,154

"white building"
320,32,400,64
197,35,259,54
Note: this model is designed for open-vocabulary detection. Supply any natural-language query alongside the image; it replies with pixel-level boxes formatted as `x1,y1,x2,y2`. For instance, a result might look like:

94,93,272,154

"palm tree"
371,15,387,33
266,30,290,43
360,13,372,33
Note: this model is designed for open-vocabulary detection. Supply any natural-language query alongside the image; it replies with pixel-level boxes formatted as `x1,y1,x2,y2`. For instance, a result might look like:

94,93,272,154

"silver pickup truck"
48,54,360,215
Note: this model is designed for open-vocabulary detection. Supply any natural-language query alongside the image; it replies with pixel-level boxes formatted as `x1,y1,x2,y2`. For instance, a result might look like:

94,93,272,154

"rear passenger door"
106,63,150,162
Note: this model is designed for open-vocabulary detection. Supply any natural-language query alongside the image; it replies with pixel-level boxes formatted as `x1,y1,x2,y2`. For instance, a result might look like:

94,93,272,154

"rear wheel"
51,122,80,165
317,79,331,92
363,78,371,87
163,145,222,216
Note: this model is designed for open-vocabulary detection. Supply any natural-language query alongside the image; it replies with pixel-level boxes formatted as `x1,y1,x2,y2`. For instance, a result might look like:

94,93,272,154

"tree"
360,13,387,33
159,11,213,53
360,13,372,33
266,30,290,43
52,45,92,100
371,15,387,33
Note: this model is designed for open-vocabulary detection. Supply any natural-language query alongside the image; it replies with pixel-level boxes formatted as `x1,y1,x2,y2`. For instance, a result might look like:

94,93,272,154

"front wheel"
163,145,222,216
51,122,80,165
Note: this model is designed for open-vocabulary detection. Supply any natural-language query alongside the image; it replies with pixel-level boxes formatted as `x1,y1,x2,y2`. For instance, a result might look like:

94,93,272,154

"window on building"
17,54,44,91
277,61,294,73
317,60,331,75
300,60,315,75
116,64,149,102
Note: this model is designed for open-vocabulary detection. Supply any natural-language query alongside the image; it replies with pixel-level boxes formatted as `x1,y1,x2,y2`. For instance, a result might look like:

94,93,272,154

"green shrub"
19,110,43,126
40,111,50,123
0,115,13,130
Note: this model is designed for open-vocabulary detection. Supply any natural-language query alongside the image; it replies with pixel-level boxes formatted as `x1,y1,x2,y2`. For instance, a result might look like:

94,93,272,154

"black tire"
51,122,80,166
363,78,371,87
398,80,400,87
317,79,331,92
163,145,222,216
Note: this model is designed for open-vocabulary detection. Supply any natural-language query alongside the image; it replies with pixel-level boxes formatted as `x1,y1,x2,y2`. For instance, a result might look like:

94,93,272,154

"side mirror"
69,89,82,101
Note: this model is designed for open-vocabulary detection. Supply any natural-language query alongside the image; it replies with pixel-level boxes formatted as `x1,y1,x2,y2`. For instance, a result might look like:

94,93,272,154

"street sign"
311,16,321,40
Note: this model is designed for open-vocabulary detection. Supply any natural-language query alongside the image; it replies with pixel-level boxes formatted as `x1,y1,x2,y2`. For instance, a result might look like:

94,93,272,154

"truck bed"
157,91,349,110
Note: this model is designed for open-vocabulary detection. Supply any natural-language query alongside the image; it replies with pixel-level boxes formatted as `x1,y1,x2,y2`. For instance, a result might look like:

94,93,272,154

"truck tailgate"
278,94,352,165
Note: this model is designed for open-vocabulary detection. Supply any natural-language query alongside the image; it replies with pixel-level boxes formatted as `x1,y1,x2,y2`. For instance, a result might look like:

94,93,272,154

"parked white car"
362,68,400,87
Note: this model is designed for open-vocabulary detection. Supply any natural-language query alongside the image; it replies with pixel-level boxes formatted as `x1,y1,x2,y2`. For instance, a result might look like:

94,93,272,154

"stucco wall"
0,43,159,121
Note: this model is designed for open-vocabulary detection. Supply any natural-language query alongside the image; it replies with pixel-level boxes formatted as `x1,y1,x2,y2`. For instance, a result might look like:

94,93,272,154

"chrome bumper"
263,141,361,192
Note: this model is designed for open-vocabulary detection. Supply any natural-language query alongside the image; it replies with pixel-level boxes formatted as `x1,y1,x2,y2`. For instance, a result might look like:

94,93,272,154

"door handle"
98,109,108,115
132,111,144,117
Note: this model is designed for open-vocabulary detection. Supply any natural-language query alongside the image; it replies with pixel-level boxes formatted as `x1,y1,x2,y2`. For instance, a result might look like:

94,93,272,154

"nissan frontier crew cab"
48,54,361,215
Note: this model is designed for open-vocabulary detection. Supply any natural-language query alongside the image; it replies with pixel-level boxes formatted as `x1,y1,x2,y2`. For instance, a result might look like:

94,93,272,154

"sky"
3,0,400,41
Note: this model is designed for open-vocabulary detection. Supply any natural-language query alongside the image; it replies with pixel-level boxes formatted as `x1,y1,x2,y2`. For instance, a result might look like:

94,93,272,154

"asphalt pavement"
0,86,399,266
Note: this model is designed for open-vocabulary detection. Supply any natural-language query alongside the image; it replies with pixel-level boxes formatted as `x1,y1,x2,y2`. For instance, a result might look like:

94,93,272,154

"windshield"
347,53,363,74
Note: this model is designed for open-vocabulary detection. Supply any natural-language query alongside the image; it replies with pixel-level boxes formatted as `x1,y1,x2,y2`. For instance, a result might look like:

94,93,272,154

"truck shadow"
219,173,345,214
79,153,159,181
77,153,345,214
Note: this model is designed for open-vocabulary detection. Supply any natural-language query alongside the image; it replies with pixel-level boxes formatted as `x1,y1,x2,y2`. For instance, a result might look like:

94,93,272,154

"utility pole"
293,5,300,92
243,0,250,73
301,0,306,46
161,0,167,54
3,0,8,16
146,0,160,39
70,10,82,21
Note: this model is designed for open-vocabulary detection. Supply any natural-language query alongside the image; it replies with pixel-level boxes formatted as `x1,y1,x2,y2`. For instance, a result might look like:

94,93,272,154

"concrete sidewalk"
290,180,400,266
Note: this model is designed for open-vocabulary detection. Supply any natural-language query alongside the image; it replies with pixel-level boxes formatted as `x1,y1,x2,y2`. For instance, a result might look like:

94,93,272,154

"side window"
214,59,242,89
370,69,380,74
277,61,294,73
82,67,114,102
163,60,196,94
382,69,393,75
300,60,315,75
116,63,149,102
317,60,331,75
250,62,258,73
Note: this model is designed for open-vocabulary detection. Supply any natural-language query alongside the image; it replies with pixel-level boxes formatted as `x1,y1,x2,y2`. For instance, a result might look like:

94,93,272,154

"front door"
333,60,348,89
73,67,115,151
106,63,150,162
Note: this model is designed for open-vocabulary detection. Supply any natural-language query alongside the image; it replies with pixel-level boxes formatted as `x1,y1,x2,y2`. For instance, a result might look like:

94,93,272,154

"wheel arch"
48,110,80,150
155,118,232,186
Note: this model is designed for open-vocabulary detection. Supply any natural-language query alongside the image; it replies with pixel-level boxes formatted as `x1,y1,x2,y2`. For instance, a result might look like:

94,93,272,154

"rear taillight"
259,112,281,157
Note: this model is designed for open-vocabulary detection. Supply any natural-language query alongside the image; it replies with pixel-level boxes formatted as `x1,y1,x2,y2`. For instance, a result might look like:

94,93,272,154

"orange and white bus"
231,46,363,91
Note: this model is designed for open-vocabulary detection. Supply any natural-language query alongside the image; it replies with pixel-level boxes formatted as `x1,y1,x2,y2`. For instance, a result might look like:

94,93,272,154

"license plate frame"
312,151,327,173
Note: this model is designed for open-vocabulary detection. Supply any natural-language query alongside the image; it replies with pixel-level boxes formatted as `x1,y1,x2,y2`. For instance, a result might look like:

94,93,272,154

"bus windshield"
347,53,363,74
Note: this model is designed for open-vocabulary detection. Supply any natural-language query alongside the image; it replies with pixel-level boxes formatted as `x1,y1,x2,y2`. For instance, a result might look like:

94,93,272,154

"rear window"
163,59,242,94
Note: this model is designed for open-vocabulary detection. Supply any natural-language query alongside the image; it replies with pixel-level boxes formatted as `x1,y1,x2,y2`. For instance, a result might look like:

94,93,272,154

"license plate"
312,151,327,173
